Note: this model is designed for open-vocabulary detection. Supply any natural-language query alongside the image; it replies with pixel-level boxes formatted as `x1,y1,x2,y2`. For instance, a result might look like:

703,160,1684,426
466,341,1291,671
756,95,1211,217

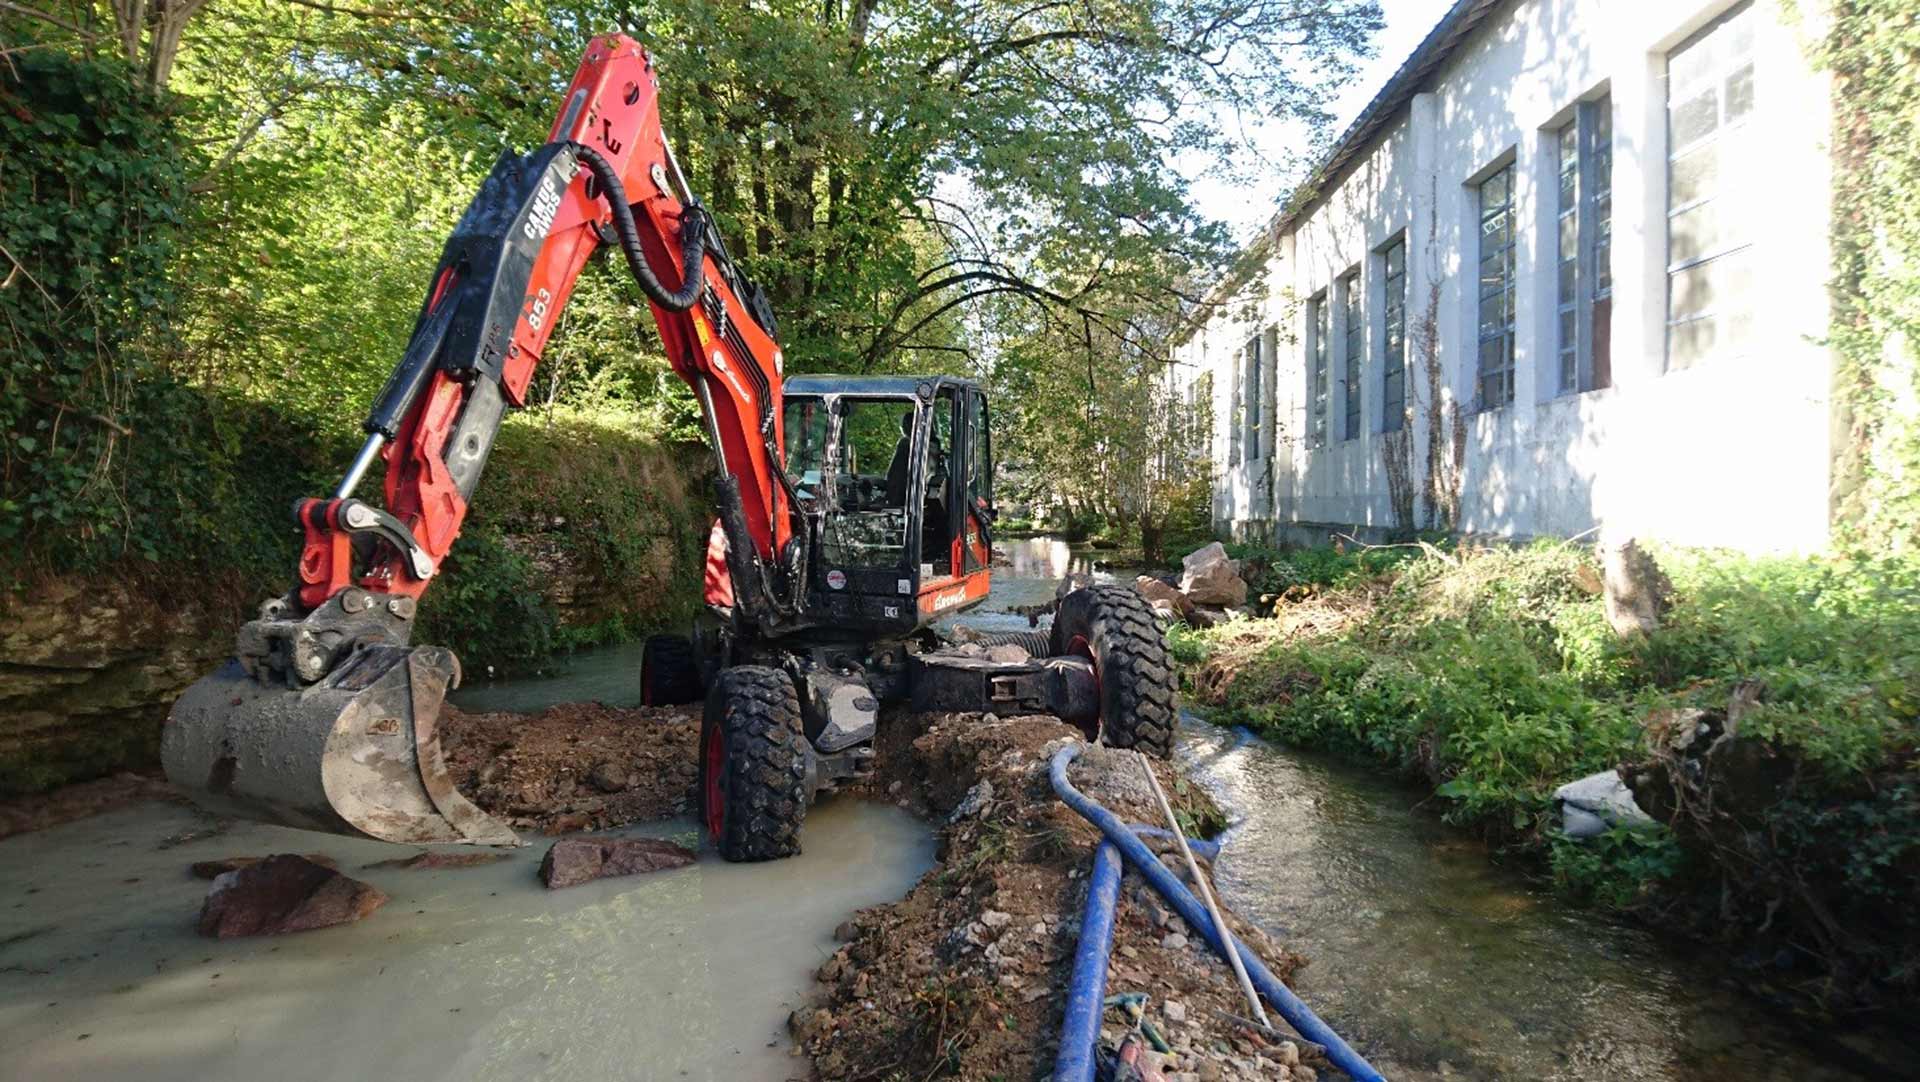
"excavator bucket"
162,644,520,846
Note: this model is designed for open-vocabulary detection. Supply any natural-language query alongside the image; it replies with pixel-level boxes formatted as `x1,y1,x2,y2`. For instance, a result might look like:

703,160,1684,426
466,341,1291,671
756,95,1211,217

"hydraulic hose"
1049,745,1387,1082
570,143,707,311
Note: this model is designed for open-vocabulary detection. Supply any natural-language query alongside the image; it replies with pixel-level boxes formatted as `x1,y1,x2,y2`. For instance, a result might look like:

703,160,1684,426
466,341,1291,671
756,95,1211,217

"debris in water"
190,853,337,879
361,851,508,872
196,854,388,937
538,836,696,889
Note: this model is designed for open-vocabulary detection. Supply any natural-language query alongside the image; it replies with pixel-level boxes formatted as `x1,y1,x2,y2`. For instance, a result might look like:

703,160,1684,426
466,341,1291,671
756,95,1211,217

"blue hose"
1054,825,1222,1082
1049,745,1387,1082
1054,840,1123,1082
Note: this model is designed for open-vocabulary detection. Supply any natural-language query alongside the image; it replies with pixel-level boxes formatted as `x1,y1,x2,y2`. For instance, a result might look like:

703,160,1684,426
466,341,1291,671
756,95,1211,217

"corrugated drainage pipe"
1054,826,1224,1082
1049,745,1388,1082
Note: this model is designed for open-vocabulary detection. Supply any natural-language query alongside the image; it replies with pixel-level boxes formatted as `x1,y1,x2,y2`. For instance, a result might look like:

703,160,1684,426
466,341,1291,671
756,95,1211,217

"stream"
979,538,1889,1080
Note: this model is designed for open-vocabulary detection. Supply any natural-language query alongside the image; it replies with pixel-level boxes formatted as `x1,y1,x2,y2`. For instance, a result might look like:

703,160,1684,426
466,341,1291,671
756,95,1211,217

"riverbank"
1175,539,1920,1018
797,709,1323,1082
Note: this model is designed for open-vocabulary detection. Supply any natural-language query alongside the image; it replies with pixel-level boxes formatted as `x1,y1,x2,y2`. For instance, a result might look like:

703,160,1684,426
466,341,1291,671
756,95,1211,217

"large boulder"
1552,769,1654,838
1179,543,1247,608
539,836,697,889
197,854,388,937
1133,575,1196,622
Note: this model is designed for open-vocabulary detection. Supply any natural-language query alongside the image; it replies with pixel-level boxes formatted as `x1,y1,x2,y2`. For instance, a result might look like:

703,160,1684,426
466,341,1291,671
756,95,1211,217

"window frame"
1340,268,1363,441
1381,235,1407,433
1555,95,1614,396
1664,0,1757,371
1475,160,1518,411
1308,291,1330,448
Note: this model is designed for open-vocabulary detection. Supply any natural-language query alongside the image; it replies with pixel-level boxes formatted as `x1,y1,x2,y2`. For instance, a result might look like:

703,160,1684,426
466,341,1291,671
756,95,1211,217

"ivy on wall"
1810,0,1920,551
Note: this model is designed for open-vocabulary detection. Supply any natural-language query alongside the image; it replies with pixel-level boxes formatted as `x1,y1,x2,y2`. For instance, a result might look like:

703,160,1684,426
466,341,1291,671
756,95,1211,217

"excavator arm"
162,34,801,846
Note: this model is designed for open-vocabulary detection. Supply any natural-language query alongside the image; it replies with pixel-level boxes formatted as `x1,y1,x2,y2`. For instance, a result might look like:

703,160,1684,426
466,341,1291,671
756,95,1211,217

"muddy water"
967,537,1887,1082
2,776,929,1081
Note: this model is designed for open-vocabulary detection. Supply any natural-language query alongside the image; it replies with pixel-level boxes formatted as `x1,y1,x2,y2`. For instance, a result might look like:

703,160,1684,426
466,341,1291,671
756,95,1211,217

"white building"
1174,0,1836,552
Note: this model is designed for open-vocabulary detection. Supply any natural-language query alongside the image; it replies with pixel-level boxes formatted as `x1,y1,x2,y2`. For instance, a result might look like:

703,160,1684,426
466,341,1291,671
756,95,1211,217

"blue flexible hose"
1054,839,1123,1082
1053,826,1222,1082
1050,745,1388,1082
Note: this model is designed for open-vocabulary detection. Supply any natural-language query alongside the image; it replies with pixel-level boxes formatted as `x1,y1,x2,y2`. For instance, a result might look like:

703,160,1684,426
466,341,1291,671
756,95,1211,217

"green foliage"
1549,825,1684,910
1801,0,1920,551
1186,541,1920,1007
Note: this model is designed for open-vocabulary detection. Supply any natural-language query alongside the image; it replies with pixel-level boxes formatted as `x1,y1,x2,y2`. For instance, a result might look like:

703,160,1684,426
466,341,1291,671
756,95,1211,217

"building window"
1476,161,1517,409
1556,97,1615,394
1244,332,1264,459
1382,238,1407,432
1341,270,1363,440
1309,293,1329,447
1667,0,1755,370
1226,334,1241,467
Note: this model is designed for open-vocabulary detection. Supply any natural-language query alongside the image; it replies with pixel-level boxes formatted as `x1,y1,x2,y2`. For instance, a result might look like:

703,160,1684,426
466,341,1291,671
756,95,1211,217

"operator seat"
885,412,914,506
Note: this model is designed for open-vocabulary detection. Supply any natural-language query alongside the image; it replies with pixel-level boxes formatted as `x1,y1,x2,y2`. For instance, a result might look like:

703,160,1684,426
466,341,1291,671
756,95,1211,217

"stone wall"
0,579,234,796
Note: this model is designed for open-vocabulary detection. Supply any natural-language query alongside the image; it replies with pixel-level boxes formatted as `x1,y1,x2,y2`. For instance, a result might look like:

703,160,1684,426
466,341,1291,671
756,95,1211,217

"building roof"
1179,0,1508,336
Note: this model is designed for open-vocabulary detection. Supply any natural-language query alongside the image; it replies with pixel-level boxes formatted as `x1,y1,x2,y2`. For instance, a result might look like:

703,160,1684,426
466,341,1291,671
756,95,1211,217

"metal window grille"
1309,294,1329,447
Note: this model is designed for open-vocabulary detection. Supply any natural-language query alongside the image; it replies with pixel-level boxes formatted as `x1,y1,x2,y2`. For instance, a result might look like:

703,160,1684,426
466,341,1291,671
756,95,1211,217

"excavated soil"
0,770,185,841
436,701,701,835
793,710,1329,1082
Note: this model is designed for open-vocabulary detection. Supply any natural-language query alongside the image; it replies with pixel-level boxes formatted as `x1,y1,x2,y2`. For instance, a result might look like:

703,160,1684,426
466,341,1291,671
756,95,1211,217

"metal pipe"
1138,750,1269,1028
693,374,730,477
336,434,387,499
1049,745,1387,1082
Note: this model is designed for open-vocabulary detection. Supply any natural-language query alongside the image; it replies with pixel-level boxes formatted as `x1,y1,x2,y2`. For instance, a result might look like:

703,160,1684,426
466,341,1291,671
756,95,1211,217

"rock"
1289,1066,1316,1082
197,854,387,937
834,919,858,942
1277,1041,1301,1067
190,853,336,879
1161,932,1190,950
1135,575,1197,620
1163,1000,1188,1023
538,836,696,889
1180,542,1247,607
983,644,1030,664
587,761,631,794
980,909,1013,930
1552,769,1654,839
1600,537,1671,637
360,850,507,871
1187,605,1230,629
948,779,994,822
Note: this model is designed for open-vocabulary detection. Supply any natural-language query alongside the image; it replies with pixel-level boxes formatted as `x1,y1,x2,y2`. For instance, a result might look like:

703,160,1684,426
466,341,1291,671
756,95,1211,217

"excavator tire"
700,665,809,862
1051,584,1177,758
641,634,703,706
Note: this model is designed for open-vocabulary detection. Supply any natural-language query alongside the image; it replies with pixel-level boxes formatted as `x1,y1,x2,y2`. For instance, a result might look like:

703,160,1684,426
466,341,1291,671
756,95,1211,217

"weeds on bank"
1175,539,1920,1007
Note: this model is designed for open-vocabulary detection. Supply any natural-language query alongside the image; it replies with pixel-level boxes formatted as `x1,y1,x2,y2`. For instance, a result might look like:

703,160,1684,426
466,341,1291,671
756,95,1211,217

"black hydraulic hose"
569,143,707,311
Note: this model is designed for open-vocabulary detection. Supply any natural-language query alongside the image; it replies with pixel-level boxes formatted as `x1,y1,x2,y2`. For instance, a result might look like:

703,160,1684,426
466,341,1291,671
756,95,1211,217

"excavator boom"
162,34,792,845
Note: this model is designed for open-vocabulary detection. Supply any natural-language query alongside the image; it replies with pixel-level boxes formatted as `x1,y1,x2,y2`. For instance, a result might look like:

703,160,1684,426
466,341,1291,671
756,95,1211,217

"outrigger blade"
163,644,520,846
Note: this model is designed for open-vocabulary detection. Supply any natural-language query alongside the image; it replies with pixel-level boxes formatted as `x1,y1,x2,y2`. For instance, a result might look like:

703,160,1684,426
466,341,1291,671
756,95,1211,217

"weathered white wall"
1179,0,1834,553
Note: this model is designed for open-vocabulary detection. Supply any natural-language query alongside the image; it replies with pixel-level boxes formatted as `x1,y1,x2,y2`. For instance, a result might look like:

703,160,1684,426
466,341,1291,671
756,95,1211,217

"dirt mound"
437,702,700,835
0,770,184,841
794,711,1324,1081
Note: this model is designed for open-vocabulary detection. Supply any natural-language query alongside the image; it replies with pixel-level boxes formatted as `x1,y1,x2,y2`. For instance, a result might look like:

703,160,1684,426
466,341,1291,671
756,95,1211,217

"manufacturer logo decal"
826,569,847,590
522,163,570,242
931,586,968,611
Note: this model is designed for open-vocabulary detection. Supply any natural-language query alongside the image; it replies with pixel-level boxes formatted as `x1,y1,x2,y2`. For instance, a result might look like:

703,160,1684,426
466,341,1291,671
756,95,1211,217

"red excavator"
163,33,1176,861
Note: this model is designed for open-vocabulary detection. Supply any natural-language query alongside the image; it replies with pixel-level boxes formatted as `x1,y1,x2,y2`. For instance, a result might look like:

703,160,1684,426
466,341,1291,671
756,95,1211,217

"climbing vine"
1801,0,1920,552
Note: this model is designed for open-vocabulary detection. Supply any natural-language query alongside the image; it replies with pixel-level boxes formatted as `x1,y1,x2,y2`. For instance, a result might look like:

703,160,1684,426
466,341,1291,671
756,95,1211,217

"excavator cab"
780,376,994,637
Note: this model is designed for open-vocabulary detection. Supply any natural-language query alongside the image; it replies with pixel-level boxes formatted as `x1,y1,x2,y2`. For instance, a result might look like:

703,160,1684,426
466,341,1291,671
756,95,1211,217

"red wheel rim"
702,720,726,840
1066,633,1104,741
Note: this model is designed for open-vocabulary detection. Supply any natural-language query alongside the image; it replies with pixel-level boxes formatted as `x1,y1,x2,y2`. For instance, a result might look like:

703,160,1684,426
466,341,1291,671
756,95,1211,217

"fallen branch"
1329,531,1458,567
